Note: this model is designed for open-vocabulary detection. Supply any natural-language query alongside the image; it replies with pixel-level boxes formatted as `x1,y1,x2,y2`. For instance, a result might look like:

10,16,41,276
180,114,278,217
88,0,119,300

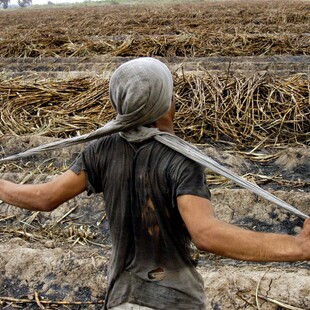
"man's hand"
0,170,87,212
178,195,309,262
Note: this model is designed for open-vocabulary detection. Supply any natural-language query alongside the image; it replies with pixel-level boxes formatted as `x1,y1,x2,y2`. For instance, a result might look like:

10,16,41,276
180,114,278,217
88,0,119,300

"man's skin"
0,103,310,262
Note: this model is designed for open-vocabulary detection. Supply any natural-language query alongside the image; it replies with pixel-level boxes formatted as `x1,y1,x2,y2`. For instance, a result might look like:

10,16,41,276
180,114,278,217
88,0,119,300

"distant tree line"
0,0,32,8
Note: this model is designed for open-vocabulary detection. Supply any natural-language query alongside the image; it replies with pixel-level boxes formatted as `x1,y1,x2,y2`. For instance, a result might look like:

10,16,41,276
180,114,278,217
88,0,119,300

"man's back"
71,134,211,309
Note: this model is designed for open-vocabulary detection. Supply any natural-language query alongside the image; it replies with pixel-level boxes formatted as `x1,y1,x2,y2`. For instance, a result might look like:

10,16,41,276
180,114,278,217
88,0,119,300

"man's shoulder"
87,133,124,149
144,139,201,170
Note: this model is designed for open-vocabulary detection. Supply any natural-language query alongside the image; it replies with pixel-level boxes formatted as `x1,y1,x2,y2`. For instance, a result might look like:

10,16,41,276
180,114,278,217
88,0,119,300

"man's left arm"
0,170,87,212
178,194,310,262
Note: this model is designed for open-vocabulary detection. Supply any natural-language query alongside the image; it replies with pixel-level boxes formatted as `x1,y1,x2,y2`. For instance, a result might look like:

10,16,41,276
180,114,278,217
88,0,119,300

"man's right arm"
178,194,310,262
0,170,87,212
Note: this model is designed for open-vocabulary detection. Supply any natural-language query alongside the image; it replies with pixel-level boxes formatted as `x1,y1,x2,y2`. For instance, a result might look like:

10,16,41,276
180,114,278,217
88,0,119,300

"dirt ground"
0,136,309,309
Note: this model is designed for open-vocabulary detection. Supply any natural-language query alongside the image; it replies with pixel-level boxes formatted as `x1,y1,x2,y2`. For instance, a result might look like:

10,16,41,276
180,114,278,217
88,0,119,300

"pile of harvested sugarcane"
1,72,309,149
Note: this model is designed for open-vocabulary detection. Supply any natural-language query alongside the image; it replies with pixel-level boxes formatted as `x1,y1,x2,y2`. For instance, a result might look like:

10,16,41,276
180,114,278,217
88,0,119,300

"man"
0,58,309,310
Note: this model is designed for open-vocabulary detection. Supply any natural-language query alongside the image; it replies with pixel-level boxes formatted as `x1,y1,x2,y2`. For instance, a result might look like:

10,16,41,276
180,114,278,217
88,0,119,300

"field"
0,0,309,309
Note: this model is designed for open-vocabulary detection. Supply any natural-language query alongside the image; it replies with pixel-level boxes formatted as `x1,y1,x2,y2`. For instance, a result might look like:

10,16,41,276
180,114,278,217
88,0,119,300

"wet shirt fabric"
70,133,211,310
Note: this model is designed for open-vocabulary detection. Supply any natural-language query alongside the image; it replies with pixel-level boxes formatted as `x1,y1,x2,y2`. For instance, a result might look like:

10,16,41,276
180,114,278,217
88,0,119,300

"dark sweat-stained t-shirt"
70,133,211,310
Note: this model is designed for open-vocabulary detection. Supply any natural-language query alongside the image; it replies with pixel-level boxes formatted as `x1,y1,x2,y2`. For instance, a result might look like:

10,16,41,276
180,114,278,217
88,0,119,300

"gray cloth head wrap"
109,57,174,142
110,57,173,128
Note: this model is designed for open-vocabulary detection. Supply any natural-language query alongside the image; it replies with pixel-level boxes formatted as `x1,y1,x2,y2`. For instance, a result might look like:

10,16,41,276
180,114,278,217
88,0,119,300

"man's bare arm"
0,170,87,212
178,195,310,262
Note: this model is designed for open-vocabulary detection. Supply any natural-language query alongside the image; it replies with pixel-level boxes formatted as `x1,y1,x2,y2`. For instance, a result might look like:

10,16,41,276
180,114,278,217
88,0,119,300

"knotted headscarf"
0,58,308,219
109,57,174,142
110,57,173,127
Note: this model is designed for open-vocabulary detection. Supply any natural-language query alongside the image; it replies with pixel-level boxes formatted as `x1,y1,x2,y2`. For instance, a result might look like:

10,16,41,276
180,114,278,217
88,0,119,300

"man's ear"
170,95,176,119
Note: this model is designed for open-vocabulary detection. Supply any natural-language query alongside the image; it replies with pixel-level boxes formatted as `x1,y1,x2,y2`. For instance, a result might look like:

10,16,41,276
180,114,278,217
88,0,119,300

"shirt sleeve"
70,140,103,195
173,157,211,200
